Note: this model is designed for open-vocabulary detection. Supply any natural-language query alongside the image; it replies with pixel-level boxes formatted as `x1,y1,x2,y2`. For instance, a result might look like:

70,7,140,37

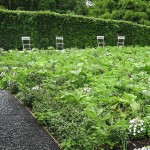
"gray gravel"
0,90,61,150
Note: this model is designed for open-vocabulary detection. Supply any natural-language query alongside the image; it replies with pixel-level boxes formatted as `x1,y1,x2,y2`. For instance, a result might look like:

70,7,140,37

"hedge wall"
1,10,150,50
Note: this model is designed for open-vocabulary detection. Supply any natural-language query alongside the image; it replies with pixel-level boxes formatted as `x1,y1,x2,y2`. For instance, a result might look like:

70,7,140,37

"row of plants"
1,10,150,50
0,47,150,149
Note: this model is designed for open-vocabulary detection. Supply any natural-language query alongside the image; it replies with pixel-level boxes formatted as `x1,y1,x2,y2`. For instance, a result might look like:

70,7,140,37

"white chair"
56,36,64,50
97,36,105,47
21,37,31,50
117,36,125,47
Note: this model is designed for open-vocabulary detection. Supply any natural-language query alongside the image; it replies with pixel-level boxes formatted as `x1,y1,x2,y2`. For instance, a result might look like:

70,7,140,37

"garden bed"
0,47,149,149
113,138,150,150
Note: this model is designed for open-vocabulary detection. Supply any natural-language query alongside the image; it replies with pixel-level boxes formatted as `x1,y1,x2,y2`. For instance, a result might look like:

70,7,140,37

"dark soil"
112,138,150,150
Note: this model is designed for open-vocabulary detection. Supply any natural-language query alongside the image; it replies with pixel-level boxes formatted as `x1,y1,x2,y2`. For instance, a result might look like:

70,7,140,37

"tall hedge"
1,10,150,50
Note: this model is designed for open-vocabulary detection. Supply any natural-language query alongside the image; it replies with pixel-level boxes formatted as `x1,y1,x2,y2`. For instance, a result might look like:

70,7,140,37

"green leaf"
70,67,82,75
130,101,140,112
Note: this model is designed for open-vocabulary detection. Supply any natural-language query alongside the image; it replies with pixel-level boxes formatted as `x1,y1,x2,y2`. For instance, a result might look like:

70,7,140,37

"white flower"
130,120,133,123
86,0,94,7
134,128,136,133
32,85,40,91
84,87,92,93
141,128,145,131
137,130,141,133
0,72,5,77
140,122,143,126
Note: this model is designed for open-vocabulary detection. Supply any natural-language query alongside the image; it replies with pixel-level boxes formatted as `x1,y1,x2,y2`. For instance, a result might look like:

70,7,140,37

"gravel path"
0,90,61,150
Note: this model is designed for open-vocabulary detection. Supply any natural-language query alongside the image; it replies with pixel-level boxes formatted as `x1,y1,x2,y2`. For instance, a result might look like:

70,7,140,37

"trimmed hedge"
1,10,150,49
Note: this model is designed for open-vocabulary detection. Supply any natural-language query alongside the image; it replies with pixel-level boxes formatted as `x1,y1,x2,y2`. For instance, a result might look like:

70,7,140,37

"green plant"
0,47,149,149
144,115,150,137
1,10,150,50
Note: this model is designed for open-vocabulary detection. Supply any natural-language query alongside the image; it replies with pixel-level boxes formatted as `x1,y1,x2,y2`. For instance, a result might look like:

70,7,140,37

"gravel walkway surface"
0,90,61,150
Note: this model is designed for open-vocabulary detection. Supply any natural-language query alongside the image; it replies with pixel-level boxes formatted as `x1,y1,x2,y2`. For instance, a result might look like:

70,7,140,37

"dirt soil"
113,138,150,150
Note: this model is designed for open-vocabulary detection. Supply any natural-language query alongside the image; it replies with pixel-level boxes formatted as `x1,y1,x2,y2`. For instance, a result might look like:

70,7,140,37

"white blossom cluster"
31,85,41,91
0,72,5,78
86,0,94,7
84,87,92,93
129,117,146,137
7,80,14,87
134,146,150,150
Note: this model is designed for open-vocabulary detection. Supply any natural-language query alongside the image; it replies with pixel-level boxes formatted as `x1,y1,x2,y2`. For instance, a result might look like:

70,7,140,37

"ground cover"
0,47,150,149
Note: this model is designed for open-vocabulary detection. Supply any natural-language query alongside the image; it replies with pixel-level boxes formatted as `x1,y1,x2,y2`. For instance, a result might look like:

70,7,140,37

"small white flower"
134,128,136,133
84,87,92,93
140,122,143,126
86,0,94,7
137,130,141,133
32,85,40,91
0,72,5,77
130,120,134,123
13,72,16,76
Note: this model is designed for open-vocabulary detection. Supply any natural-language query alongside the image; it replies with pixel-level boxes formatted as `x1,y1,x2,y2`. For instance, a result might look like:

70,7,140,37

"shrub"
1,10,150,49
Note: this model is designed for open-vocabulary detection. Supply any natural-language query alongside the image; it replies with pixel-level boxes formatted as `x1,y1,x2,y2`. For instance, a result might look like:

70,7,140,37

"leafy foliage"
0,0,88,15
1,10,150,50
89,0,150,25
0,46,149,149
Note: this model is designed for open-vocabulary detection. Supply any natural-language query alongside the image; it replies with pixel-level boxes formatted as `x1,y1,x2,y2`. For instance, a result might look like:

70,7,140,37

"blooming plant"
129,117,146,139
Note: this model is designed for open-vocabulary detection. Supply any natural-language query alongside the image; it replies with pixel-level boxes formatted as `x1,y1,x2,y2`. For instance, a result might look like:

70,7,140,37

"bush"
1,10,150,50
0,5,6,10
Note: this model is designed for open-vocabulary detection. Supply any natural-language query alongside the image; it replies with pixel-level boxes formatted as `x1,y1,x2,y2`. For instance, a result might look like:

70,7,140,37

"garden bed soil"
112,138,150,150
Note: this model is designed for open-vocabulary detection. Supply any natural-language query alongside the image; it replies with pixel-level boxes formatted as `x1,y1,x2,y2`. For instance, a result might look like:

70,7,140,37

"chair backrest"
56,36,64,40
21,37,30,44
118,36,125,40
97,36,104,40
22,37,30,41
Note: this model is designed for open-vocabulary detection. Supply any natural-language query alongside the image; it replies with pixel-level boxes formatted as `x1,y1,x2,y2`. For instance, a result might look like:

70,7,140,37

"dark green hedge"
1,10,150,49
